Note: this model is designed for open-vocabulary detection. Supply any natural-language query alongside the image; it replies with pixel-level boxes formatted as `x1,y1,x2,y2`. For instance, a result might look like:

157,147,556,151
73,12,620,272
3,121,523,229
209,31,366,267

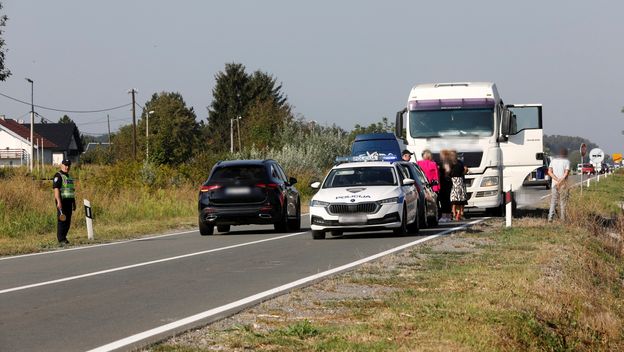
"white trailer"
396,82,543,215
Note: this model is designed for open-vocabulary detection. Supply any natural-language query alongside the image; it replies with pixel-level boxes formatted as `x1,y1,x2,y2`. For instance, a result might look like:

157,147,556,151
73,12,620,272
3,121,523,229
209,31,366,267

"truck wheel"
312,230,326,240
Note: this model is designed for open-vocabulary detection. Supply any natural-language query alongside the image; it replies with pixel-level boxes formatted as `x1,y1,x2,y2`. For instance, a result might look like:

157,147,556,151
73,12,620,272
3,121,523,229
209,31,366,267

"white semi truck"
395,82,544,215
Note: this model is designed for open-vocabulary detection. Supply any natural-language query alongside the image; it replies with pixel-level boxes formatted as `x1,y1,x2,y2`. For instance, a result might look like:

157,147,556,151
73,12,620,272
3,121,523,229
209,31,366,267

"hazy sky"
1,1,622,153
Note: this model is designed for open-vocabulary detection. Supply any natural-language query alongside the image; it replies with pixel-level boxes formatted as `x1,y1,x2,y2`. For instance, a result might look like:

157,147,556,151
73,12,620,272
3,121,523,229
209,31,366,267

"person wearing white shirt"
547,148,570,221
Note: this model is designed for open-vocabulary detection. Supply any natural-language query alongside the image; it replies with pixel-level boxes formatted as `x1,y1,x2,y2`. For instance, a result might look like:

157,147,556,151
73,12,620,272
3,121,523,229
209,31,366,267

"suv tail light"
256,183,279,189
200,184,221,192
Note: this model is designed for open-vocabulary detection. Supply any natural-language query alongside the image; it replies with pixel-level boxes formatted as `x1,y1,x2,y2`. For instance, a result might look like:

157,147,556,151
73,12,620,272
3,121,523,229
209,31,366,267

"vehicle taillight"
256,183,279,189
200,184,221,192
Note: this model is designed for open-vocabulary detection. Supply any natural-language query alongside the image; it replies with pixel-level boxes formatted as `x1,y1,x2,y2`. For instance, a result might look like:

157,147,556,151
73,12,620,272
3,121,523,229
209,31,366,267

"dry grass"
0,166,197,255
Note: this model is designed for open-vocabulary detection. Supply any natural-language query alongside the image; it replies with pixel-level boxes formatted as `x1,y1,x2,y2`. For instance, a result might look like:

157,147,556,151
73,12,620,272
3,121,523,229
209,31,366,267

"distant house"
0,116,83,167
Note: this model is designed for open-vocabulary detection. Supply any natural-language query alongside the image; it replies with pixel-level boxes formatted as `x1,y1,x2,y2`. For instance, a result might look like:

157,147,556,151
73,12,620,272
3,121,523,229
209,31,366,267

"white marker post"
84,199,94,240
587,177,590,188
505,184,512,228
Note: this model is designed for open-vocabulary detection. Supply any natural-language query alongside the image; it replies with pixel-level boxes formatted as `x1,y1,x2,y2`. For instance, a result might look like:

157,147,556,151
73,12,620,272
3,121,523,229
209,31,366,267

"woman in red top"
417,149,440,192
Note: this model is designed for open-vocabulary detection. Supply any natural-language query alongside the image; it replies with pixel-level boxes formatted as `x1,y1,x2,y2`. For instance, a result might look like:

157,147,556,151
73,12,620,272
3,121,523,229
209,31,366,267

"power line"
0,91,132,113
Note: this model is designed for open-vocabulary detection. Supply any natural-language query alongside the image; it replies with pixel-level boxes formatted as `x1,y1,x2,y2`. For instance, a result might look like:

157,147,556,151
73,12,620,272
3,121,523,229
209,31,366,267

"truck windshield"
409,108,494,138
323,167,397,188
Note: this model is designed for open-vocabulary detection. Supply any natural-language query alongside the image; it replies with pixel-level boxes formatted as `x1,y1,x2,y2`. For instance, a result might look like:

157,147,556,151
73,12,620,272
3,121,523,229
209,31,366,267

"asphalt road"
1,176,592,352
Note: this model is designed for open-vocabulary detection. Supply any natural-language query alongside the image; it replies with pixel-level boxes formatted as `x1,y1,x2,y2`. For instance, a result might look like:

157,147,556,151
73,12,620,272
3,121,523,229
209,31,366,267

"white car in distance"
309,159,419,239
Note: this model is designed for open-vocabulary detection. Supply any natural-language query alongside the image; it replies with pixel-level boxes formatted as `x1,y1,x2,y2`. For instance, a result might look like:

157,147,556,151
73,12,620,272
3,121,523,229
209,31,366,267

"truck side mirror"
500,110,511,136
395,108,406,137
498,109,510,142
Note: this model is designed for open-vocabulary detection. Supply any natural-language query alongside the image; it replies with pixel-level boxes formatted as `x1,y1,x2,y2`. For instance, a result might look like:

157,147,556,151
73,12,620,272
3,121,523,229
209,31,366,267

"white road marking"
87,218,487,352
0,213,311,262
0,232,307,295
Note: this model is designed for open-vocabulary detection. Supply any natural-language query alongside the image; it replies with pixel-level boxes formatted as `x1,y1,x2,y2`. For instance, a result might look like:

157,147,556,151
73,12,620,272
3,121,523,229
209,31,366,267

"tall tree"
140,92,200,165
207,63,290,152
207,63,250,151
58,114,74,124
0,2,9,81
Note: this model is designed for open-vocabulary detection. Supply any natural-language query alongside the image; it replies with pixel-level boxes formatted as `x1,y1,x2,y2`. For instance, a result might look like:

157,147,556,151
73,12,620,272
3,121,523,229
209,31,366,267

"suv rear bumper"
199,205,281,225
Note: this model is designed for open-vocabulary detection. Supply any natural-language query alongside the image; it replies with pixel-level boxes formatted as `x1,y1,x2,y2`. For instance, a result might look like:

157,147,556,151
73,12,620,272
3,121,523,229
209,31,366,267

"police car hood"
314,186,401,203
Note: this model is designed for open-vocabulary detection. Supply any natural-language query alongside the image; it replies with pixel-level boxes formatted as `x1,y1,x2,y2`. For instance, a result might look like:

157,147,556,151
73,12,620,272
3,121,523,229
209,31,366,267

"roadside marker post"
505,184,512,228
587,177,590,188
84,199,94,240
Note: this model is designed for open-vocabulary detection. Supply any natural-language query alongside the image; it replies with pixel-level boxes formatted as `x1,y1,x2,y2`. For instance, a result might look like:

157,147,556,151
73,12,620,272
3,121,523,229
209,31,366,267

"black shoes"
59,239,70,246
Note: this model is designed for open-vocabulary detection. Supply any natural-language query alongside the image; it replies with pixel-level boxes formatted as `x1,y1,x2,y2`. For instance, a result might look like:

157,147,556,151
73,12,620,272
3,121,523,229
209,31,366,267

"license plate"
226,187,251,195
338,215,367,225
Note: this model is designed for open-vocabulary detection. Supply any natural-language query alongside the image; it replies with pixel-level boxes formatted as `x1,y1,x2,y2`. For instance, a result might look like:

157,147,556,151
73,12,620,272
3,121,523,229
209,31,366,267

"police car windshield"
323,167,397,188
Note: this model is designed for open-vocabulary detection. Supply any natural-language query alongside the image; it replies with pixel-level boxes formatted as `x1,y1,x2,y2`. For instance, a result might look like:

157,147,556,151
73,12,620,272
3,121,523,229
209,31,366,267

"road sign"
613,153,622,164
589,148,604,164
580,143,587,157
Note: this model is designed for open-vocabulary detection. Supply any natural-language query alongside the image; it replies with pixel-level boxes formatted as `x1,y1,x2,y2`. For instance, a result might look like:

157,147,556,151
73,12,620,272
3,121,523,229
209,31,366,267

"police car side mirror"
310,181,321,189
403,178,415,186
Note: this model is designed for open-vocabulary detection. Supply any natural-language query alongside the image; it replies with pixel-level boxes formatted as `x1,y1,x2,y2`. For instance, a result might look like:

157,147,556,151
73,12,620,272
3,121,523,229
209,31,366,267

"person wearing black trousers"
53,159,76,245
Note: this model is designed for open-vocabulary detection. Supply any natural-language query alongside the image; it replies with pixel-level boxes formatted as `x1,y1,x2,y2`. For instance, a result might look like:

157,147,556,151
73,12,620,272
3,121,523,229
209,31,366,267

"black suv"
198,159,301,236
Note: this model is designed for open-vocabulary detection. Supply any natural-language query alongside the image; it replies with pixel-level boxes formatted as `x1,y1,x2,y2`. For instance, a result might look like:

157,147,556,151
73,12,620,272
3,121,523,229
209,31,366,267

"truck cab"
396,82,543,214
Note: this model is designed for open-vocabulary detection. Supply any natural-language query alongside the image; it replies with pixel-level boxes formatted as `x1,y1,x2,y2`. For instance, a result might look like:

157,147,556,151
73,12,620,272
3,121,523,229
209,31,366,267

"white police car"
309,156,419,239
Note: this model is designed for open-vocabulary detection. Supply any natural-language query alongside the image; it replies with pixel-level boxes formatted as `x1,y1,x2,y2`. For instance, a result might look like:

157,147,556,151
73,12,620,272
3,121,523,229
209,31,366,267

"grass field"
150,173,624,351
0,165,198,255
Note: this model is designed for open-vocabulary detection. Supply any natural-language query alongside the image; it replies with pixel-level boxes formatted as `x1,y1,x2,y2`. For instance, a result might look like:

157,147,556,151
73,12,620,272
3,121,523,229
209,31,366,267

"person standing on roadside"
547,148,570,221
449,150,468,221
417,149,440,193
53,159,76,245
438,149,453,222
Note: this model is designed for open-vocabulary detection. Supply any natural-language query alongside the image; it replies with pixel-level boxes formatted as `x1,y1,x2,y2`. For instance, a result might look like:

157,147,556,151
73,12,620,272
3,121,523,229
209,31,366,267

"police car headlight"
480,176,499,187
310,199,330,207
378,197,399,205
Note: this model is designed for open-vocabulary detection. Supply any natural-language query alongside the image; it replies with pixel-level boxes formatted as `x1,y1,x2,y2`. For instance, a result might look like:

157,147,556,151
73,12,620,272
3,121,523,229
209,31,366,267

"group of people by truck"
402,148,468,222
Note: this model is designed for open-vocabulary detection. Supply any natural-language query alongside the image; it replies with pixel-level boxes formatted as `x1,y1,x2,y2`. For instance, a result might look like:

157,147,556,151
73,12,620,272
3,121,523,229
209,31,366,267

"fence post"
84,199,94,240
505,184,512,228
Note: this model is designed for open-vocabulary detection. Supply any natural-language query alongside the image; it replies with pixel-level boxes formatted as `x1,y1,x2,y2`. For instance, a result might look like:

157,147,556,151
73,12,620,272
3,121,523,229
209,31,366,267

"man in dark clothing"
53,159,76,245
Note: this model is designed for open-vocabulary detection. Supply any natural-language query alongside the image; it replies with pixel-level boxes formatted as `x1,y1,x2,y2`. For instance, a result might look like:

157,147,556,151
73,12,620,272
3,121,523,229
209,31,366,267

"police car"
309,155,419,239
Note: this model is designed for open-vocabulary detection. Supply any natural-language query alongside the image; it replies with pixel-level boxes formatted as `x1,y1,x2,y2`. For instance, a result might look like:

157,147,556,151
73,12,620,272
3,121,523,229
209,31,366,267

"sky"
0,1,622,153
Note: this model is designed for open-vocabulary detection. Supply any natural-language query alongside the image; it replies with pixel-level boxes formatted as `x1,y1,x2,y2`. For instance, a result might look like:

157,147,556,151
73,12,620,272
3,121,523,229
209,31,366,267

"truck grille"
432,151,483,168
328,202,379,214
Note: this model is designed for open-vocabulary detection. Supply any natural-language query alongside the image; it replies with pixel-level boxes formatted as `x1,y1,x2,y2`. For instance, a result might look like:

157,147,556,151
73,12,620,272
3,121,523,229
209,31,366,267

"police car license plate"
338,215,367,225
226,187,251,195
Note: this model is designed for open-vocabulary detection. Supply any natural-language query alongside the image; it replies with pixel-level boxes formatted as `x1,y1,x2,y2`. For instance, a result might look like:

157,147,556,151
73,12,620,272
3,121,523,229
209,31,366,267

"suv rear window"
210,165,267,183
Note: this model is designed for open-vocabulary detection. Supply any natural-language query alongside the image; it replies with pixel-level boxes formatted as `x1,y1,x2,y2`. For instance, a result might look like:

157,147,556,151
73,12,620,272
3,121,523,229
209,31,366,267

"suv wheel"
287,200,301,231
217,225,230,233
199,221,214,236
274,206,289,233
312,230,326,240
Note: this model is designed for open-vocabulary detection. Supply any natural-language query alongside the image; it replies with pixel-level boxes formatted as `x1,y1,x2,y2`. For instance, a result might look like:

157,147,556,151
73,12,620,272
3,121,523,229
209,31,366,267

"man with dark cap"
53,159,76,245
401,149,414,162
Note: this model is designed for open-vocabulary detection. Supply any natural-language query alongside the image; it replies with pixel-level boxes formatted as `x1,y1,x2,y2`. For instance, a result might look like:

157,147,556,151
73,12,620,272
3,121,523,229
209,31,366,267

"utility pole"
107,114,111,145
26,78,34,173
230,118,234,153
237,116,242,151
130,89,137,159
